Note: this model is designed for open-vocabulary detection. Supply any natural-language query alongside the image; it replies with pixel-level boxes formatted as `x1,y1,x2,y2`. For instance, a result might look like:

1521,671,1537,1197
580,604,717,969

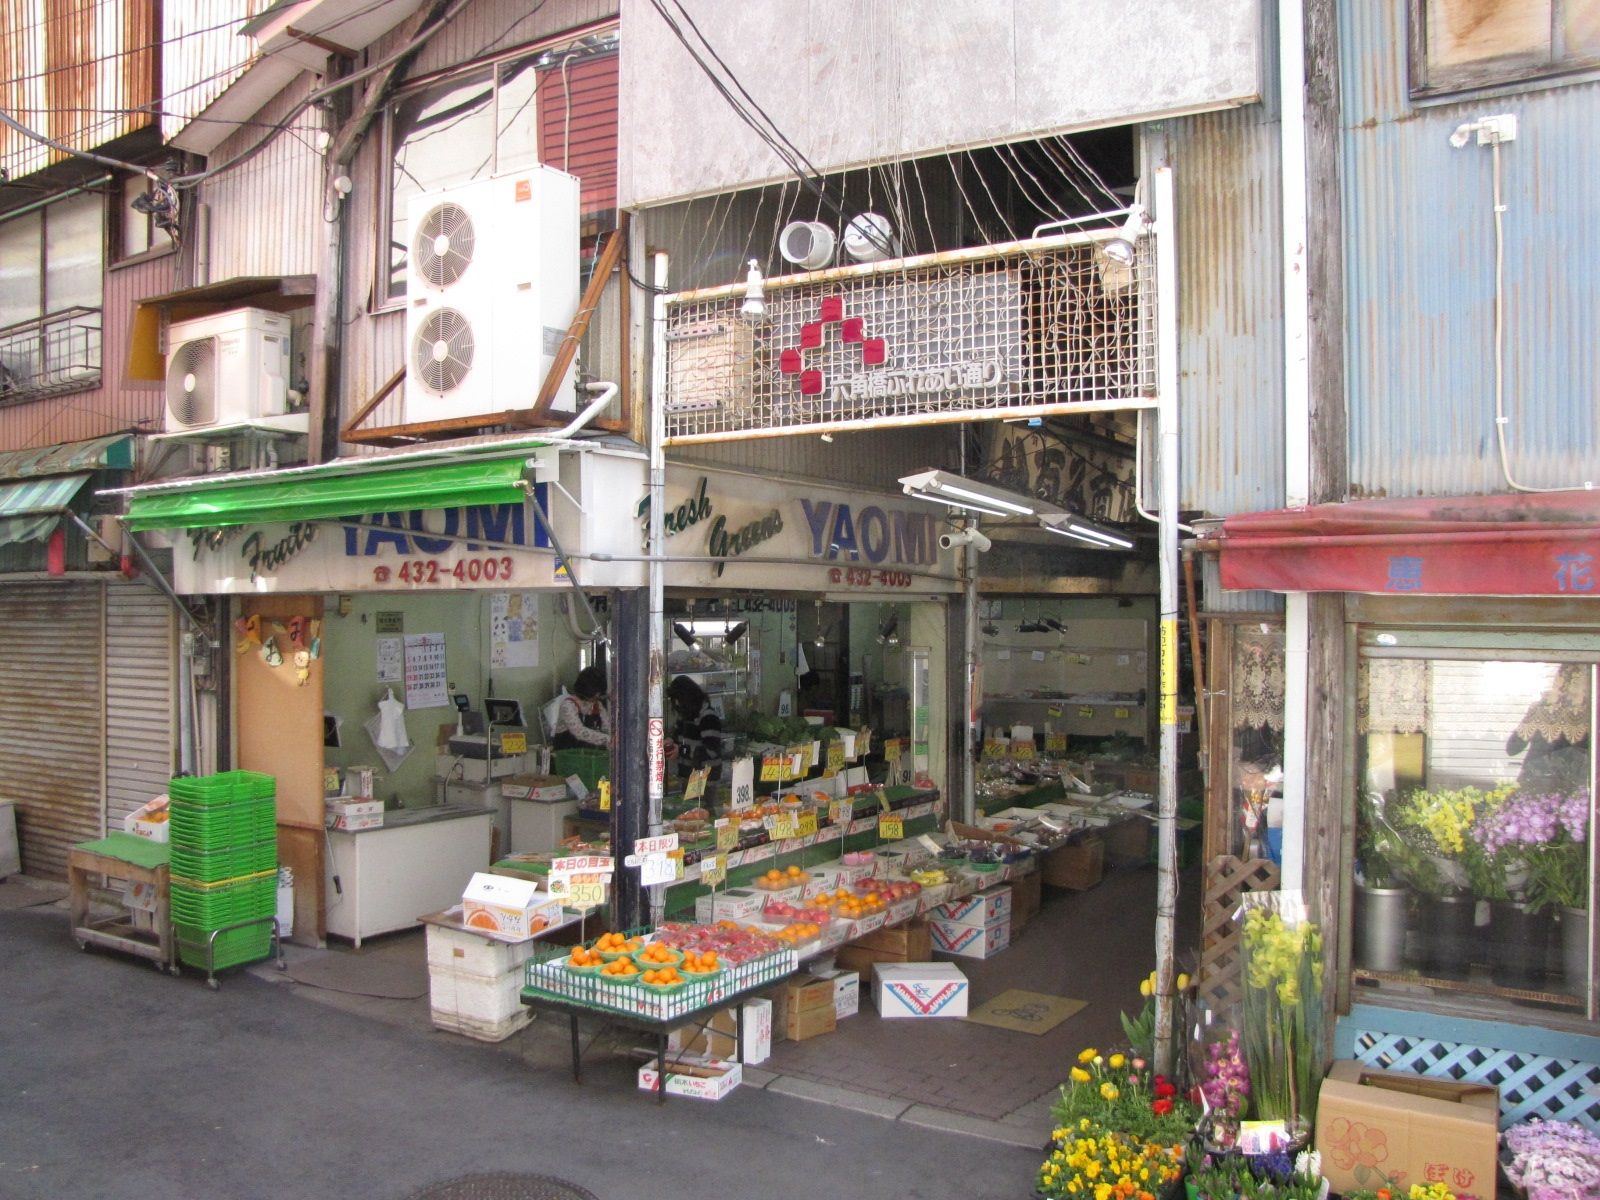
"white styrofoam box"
886,896,919,926
460,872,561,938
500,774,568,802
706,998,772,1064
873,961,970,1018
929,885,1012,928
929,916,1011,959
327,798,383,819
425,915,543,979
329,813,384,831
428,963,531,1036
276,869,295,938
810,967,859,1018
803,866,846,898
638,1058,742,1100
431,1007,530,1043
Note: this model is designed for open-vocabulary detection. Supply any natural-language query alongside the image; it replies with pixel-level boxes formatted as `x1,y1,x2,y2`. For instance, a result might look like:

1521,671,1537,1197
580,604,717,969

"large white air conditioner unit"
404,168,580,425
164,308,292,432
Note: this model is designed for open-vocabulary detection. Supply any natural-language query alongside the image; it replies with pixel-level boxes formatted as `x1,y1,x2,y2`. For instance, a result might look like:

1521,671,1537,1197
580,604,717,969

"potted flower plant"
1393,787,1490,979
1240,904,1325,1129
1516,790,1591,990
1469,788,1569,988
1501,1116,1600,1200
1354,791,1415,973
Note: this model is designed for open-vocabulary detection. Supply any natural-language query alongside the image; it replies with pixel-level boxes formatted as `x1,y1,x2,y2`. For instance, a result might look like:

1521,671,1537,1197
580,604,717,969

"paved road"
0,904,1041,1200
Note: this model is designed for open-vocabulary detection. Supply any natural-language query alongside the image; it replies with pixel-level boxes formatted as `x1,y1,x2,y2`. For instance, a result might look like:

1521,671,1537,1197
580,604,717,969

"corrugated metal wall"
197,75,324,279
104,580,173,827
1340,0,1600,498
539,50,618,218
0,249,176,451
0,0,158,181
160,0,261,142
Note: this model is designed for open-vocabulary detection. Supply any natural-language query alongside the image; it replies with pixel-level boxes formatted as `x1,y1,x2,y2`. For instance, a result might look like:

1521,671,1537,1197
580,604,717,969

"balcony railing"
0,307,103,405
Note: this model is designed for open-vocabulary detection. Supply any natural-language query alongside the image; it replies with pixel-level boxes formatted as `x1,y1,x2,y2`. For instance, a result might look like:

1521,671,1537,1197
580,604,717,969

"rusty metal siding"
1,0,158,182
392,0,617,79
538,50,618,218
160,0,260,142
0,248,175,451
1165,101,1286,524
1340,0,1600,498
198,75,325,279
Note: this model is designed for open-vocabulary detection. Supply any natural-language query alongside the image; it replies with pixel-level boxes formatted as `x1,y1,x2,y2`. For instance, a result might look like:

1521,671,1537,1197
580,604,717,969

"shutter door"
0,582,104,878
105,582,175,828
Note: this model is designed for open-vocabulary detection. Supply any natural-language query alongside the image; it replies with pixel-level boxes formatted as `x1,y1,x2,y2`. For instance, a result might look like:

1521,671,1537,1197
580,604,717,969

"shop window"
1203,619,1287,866
1411,0,1600,96
1351,647,1596,1023
0,191,104,400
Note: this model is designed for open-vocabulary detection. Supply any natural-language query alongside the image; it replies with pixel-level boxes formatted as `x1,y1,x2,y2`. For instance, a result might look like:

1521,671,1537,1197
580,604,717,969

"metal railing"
0,307,103,404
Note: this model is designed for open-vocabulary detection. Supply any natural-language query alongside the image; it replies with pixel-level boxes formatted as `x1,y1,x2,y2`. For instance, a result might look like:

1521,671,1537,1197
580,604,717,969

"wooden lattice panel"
1197,855,1280,1012
1352,1030,1600,1129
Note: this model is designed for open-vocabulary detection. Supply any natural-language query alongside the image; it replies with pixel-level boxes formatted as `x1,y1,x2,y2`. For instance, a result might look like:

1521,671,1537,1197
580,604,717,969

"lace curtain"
1358,659,1430,734
1231,634,1284,732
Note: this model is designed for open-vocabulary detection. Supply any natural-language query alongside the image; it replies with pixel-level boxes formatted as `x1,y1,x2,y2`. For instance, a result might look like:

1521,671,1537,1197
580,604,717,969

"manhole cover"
406,1174,599,1200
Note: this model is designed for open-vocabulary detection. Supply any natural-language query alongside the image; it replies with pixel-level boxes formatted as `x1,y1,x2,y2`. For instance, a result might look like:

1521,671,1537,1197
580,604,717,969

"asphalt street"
0,903,1041,1200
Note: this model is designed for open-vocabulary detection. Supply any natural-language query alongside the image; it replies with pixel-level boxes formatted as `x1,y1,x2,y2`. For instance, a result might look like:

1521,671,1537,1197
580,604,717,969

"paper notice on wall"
489,592,540,670
376,636,403,683
403,633,449,709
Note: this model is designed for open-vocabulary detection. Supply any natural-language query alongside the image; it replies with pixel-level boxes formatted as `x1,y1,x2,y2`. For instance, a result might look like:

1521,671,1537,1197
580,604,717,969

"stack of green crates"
168,771,278,971
551,748,608,791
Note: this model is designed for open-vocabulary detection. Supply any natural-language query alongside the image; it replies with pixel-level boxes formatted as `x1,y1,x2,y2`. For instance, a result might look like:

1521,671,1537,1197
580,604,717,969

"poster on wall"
489,592,540,670
376,635,403,683
403,632,449,709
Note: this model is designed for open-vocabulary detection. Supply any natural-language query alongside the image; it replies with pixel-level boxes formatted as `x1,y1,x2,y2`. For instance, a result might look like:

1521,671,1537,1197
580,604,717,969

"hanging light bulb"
740,258,766,322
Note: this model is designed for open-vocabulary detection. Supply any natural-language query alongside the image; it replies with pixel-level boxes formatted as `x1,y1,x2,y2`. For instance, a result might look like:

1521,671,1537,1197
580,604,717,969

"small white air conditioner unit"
164,308,292,432
404,169,580,425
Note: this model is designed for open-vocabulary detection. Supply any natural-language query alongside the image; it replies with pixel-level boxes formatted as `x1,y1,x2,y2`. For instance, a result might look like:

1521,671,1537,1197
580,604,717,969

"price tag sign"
826,742,846,773
1045,731,1069,753
761,754,784,782
1012,741,1037,760
669,848,686,881
856,727,872,758
639,854,677,887
634,832,679,856
700,854,727,888
1078,706,1095,719
499,731,527,754
1113,707,1130,720
828,798,848,826
731,758,754,810
879,814,904,841
884,738,904,765
564,873,608,908
982,738,1010,760
714,818,738,852
766,811,798,840
1046,705,1064,718
798,809,818,838
597,778,611,812
787,746,809,781
685,767,709,800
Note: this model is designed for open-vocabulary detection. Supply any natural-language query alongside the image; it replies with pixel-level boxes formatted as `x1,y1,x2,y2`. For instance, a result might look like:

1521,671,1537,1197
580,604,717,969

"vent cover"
411,308,475,394
412,202,476,289
165,338,217,427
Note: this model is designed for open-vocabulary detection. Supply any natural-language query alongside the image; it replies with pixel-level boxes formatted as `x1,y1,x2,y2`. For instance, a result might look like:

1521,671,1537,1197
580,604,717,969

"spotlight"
876,612,900,646
740,259,766,322
725,622,748,645
672,622,700,650
1100,203,1146,267
779,221,836,270
843,213,899,263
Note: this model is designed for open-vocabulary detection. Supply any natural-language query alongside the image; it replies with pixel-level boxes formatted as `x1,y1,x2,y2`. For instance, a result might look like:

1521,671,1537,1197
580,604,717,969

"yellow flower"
1176,972,1190,990
1095,1185,1113,1200
1100,1083,1120,1101
1109,1053,1126,1069
1139,975,1152,997
1071,1067,1092,1083
1085,1162,1102,1179
1079,1048,1098,1063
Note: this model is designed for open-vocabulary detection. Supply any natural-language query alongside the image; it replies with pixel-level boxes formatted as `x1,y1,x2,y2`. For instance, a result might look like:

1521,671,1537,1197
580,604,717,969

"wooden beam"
511,214,630,428
339,366,406,442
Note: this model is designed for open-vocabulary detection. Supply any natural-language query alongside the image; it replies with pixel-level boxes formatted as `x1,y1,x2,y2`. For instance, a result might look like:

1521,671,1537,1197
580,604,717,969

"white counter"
324,805,493,948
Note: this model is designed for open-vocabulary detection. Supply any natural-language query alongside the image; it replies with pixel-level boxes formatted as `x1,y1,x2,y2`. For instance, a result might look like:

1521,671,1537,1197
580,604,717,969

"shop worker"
666,675,724,777
550,665,611,750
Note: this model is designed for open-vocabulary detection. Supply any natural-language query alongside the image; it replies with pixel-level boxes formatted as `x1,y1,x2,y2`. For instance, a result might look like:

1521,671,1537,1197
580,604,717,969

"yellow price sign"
828,798,847,825
499,731,527,754
669,848,686,881
1078,706,1095,719
825,742,846,773
1114,707,1131,720
767,811,798,840
685,767,709,800
982,738,1010,760
761,754,784,782
556,872,608,908
856,727,872,757
1045,732,1069,753
714,818,738,852
1012,740,1037,760
700,854,727,887
798,809,818,838
884,738,903,764
597,778,612,812
879,814,904,841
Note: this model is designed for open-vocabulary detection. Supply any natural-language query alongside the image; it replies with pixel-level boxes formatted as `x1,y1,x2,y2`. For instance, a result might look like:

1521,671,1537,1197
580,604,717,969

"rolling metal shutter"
105,581,175,828
0,582,104,879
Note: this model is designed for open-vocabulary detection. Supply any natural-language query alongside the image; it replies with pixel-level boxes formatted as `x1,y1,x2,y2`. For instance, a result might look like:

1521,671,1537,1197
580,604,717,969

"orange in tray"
682,949,720,973
568,946,603,968
593,931,642,954
637,943,680,964
601,958,639,977
642,967,683,985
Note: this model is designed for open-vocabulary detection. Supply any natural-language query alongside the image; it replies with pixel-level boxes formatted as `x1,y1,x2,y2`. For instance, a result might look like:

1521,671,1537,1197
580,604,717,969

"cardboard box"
692,888,766,924
786,1002,837,1041
1042,836,1104,890
637,1057,742,1101
330,814,384,831
500,773,569,802
1009,869,1041,933
123,796,171,842
707,998,772,1064
459,872,561,938
929,916,1011,959
1314,1060,1499,1199
809,967,859,1019
873,961,970,1018
848,917,932,960
929,885,1012,928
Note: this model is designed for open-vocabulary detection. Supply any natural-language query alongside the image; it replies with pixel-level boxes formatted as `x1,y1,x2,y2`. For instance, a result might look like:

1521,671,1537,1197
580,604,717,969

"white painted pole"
648,251,670,924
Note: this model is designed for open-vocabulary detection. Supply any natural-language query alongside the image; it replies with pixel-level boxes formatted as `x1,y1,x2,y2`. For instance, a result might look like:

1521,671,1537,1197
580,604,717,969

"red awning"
1214,492,1600,596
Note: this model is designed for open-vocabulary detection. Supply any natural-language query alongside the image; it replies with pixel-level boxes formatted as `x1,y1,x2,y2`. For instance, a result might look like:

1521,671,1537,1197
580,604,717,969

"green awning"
124,454,535,532
0,473,90,547
0,433,132,481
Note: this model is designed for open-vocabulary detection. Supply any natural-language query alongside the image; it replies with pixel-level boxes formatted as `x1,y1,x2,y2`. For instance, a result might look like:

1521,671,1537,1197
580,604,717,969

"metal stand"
198,915,287,991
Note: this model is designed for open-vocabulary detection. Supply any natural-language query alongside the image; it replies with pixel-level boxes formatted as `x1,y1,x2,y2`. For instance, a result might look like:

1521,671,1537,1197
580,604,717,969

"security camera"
939,528,992,553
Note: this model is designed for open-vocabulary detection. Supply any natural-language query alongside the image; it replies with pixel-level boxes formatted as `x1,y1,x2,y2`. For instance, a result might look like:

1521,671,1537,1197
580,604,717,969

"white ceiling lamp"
898,469,1042,517
740,258,766,322
779,221,836,270
843,212,899,263
1038,512,1135,550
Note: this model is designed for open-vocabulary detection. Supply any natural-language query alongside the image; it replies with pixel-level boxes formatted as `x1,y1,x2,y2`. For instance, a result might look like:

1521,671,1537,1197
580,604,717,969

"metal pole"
611,589,649,929
647,251,670,924
962,531,980,823
1152,163,1182,1077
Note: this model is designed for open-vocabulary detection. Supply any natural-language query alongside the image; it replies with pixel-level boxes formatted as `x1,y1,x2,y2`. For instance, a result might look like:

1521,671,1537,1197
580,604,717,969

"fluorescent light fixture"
904,491,1014,520
1039,512,1135,550
898,469,1050,519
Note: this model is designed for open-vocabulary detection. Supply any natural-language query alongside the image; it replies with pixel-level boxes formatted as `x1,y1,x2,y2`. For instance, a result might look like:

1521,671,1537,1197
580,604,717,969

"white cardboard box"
929,885,1012,928
123,795,171,842
638,1057,742,1101
692,887,767,924
810,967,860,1019
873,961,970,1018
929,916,1011,959
329,813,384,831
460,872,561,938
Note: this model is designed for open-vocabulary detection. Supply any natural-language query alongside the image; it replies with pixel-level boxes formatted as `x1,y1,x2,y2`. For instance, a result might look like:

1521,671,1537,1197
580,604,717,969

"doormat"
285,953,428,999
965,990,1086,1035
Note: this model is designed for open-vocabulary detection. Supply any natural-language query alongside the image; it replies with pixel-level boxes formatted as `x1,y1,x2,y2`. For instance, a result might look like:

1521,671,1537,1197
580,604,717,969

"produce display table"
520,941,796,1102
68,833,175,973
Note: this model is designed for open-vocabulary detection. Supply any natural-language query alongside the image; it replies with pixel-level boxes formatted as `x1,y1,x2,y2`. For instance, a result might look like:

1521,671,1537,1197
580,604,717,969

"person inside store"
550,665,611,750
665,675,724,778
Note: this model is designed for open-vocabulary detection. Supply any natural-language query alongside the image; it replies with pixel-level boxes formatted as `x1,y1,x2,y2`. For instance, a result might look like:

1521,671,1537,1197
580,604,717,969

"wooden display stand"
68,840,175,973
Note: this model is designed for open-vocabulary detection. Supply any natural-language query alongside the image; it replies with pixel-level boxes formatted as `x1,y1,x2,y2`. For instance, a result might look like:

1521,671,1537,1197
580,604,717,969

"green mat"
73,832,170,870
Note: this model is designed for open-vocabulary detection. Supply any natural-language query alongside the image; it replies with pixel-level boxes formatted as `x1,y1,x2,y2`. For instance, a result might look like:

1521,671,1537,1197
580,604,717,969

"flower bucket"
1560,905,1590,995
1413,893,1474,979
1488,899,1553,989
1353,884,1409,973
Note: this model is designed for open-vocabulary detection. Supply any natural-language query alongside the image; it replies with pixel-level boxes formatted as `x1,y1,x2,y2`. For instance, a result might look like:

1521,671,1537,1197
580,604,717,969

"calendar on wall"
403,632,449,709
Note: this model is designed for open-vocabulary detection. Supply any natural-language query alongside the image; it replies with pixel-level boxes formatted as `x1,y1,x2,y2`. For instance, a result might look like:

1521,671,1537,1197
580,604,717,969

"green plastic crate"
168,796,277,850
170,872,277,928
175,921,274,971
168,770,276,806
551,748,608,790
169,841,277,884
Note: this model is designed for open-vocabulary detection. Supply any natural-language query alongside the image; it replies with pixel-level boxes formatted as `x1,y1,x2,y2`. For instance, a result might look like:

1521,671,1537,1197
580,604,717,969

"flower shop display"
1193,1022,1251,1150
1501,1117,1600,1200
1393,787,1499,979
1489,789,1592,990
1240,899,1326,1128
1037,1120,1185,1200
1185,1145,1327,1200
1120,968,1192,1064
1052,1047,1201,1147
1344,1184,1457,1200
1468,790,1587,987
1354,792,1416,973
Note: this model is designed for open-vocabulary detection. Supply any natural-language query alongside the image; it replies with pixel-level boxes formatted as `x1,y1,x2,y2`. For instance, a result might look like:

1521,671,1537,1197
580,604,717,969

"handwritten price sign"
797,809,818,838
1045,732,1069,753
761,754,784,782
685,767,709,800
884,738,904,764
714,818,738,852
766,811,799,840
825,742,846,773
700,854,727,888
879,814,904,841
499,731,527,754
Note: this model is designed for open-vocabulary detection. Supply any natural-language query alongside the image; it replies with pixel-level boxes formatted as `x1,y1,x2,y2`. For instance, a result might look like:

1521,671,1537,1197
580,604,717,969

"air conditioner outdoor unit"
164,308,292,432
404,168,580,425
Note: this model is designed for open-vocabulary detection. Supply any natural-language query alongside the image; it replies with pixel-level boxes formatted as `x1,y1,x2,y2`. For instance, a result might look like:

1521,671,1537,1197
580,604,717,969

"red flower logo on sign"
777,294,887,396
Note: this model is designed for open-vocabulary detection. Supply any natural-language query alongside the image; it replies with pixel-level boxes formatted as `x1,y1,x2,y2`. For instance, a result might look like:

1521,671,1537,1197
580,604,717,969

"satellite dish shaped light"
842,212,899,263
779,220,836,270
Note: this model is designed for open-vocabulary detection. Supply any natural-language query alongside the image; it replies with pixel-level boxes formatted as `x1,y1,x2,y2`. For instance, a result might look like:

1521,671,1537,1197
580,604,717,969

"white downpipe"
1280,0,1312,894
647,251,670,925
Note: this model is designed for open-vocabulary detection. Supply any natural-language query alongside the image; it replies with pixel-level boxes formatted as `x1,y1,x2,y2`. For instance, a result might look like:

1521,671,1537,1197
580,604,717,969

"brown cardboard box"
1042,836,1104,889
785,1002,836,1041
848,918,932,959
835,943,927,978
782,976,835,1013
1010,870,1041,934
1314,1060,1499,1199
1102,818,1150,867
